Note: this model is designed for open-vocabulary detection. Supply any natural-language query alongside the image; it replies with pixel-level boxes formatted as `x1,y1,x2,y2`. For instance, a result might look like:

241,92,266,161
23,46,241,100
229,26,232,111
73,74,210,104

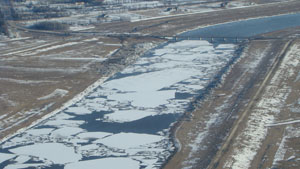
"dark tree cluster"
32,6,60,13
0,10,9,35
50,0,104,5
28,21,69,31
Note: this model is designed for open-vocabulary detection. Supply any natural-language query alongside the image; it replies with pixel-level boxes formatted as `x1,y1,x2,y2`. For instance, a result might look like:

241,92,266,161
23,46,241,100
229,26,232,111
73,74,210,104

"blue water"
180,13,300,38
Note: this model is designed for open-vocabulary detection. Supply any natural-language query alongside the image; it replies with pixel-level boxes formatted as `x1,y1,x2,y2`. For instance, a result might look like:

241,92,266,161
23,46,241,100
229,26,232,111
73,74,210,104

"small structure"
75,2,85,6
220,1,229,8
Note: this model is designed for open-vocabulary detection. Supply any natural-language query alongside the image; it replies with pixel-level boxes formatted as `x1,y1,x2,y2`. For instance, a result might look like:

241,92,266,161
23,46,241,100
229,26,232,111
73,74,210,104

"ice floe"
103,110,157,123
51,127,85,137
65,106,92,115
25,128,54,136
76,132,112,139
0,153,16,163
13,155,31,164
94,132,164,149
9,143,82,164
4,163,46,169
65,157,140,169
43,119,85,127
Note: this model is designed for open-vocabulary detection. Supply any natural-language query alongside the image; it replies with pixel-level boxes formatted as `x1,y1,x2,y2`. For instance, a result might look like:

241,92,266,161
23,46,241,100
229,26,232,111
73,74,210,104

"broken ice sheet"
0,40,236,169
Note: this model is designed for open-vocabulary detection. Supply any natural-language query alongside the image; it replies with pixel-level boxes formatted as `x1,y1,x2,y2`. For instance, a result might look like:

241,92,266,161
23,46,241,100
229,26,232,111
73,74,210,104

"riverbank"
164,30,300,168
213,36,300,169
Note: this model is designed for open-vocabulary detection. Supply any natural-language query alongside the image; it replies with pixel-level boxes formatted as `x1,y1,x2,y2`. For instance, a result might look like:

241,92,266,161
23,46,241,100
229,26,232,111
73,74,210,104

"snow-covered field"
15,0,257,28
0,40,236,169
224,43,300,169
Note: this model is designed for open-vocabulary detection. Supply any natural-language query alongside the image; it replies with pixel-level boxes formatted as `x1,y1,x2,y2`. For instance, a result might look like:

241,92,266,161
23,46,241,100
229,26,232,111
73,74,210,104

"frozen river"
1,13,300,169
0,40,237,169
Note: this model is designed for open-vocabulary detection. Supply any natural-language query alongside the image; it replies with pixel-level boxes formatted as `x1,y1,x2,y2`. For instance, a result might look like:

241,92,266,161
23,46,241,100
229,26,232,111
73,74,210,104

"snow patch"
69,25,95,31
38,89,69,100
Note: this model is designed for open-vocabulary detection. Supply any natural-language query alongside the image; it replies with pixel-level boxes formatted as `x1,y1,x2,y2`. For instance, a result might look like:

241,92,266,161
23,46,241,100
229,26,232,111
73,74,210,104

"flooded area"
1,13,300,169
